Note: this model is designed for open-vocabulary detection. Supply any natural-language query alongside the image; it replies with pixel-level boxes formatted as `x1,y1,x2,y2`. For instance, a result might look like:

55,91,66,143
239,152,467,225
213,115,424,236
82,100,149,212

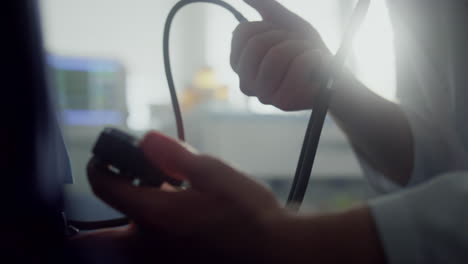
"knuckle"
233,21,270,38
196,155,222,171
271,95,286,110
239,81,248,92
242,30,289,68
263,40,299,68
271,84,296,111
270,39,296,53
275,100,293,111
254,30,286,50
255,83,275,102
258,94,272,105
239,80,255,96
245,34,267,54
289,51,308,70
298,50,324,79
232,21,250,37
277,102,293,111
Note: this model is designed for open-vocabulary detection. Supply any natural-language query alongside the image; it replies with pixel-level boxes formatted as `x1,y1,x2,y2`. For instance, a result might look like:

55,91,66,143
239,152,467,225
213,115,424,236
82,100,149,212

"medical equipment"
92,128,183,187
71,0,369,231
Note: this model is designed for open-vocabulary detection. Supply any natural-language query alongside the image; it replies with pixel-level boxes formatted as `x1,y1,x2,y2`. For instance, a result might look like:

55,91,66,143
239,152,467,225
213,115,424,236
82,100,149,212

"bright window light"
205,0,397,113
205,0,341,113
353,0,396,101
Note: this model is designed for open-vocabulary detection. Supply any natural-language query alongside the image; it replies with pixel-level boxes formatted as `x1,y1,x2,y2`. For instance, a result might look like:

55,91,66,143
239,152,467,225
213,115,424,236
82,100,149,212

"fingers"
244,0,299,25
183,154,279,211
140,132,245,192
271,50,324,111
235,38,313,106
237,30,291,96
140,132,277,208
88,131,279,229
232,26,314,102
231,1,327,110
139,131,199,178
87,158,206,230
87,158,188,225
244,0,312,32
255,40,311,104
231,21,273,73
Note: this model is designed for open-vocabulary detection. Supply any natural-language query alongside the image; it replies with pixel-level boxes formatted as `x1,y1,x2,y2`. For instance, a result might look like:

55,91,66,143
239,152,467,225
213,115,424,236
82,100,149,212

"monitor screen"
48,55,127,126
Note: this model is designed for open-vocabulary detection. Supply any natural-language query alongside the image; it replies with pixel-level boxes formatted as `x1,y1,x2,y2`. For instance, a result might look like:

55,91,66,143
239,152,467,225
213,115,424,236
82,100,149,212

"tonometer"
71,0,370,231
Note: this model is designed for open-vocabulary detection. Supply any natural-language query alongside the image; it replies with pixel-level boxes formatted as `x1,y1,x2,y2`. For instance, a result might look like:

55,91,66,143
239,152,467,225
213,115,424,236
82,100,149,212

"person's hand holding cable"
232,0,414,186
231,0,333,111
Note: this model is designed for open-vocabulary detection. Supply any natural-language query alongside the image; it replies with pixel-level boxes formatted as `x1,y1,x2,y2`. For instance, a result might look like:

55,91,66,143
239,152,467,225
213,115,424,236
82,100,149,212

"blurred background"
39,0,396,221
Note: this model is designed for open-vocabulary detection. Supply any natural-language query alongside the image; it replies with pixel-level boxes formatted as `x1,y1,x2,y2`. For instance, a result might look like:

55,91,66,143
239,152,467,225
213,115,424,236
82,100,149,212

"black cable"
287,0,370,208
164,0,247,141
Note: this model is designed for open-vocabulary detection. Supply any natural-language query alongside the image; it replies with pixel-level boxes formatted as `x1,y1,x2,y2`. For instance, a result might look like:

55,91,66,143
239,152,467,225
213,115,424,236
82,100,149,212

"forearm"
265,206,386,263
329,72,414,186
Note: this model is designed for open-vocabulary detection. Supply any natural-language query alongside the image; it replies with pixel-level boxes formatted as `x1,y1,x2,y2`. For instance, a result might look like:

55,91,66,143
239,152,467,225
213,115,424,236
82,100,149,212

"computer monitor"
48,55,128,127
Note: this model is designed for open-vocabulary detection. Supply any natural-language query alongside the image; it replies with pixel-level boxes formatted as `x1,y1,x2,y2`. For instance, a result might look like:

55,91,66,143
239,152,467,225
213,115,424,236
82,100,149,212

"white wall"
203,0,396,111
40,0,396,127
39,0,209,129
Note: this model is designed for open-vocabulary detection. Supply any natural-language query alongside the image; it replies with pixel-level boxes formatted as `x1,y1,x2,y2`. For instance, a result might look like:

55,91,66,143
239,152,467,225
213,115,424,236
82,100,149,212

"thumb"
141,132,275,205
244,0,307,29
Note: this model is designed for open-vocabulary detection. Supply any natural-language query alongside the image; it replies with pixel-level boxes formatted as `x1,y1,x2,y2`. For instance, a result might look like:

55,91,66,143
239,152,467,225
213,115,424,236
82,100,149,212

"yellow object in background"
181,67,229,111
193,67,219,90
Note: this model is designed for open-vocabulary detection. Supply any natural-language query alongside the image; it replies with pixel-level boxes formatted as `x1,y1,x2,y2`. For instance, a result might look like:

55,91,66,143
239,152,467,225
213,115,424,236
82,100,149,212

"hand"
76,131,286,263
231,0,331,111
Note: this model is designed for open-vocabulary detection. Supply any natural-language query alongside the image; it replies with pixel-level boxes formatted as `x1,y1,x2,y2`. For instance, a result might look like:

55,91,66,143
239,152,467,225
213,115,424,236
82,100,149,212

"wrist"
259,211,297,263
329,69,363,116
261,206,386,264
222,208,290,263
239,208,288,263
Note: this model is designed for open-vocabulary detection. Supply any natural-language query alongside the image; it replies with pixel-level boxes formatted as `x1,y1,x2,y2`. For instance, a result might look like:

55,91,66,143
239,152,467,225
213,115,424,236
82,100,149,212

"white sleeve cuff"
369,171,468,264
369,192,425,263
